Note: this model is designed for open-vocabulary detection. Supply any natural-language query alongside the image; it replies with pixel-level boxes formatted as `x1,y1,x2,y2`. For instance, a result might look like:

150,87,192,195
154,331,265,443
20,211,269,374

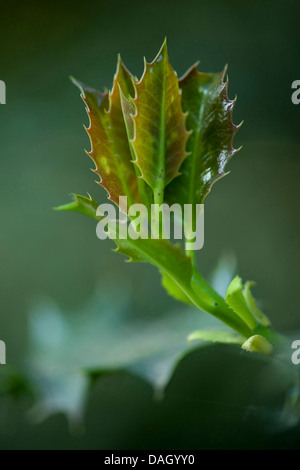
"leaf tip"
69,76,85,95
69,75,79,87
221,64,228,81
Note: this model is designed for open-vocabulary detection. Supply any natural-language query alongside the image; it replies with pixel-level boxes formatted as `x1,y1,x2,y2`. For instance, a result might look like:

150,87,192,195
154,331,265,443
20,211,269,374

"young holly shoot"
56,40,286,355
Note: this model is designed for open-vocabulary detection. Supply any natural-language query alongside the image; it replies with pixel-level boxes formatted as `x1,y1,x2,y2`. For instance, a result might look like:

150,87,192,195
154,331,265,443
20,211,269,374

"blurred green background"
0,0,299,449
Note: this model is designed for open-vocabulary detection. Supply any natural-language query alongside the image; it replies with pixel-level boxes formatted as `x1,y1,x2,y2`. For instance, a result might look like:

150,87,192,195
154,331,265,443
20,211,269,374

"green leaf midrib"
119,87,152,209
155,57,166,205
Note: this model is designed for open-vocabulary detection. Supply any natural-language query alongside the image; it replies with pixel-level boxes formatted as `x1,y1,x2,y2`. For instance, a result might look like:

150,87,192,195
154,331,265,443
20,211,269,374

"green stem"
189,271,252,338
152,190,166,238
189,270,289,352
171,263,285,349
186,246,197,268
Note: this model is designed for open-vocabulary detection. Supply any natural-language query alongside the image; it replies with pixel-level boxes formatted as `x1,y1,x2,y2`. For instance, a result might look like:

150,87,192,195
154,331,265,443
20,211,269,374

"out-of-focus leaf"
165,64,241,206
54,193,100,220
130,40,189,200
0,367,34,400
20,265,295,429
71,56,139,207
210,253,237,297
225,275,257,330
242,335,273,355
25,288,222,422
188,329,244,345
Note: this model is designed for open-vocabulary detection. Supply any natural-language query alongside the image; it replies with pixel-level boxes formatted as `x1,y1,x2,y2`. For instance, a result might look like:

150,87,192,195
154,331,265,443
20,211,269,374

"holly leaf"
243,281,271,327
225,276,257,330
165,64,241,206
54,193,100,220
225,276,271,332
71,56,139,207
130,40,189,201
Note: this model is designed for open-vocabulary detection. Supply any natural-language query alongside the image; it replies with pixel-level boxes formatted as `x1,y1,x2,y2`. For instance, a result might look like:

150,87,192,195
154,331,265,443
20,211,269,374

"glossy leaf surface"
71,57,139,207
130,41,189,201
166,64,240,206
